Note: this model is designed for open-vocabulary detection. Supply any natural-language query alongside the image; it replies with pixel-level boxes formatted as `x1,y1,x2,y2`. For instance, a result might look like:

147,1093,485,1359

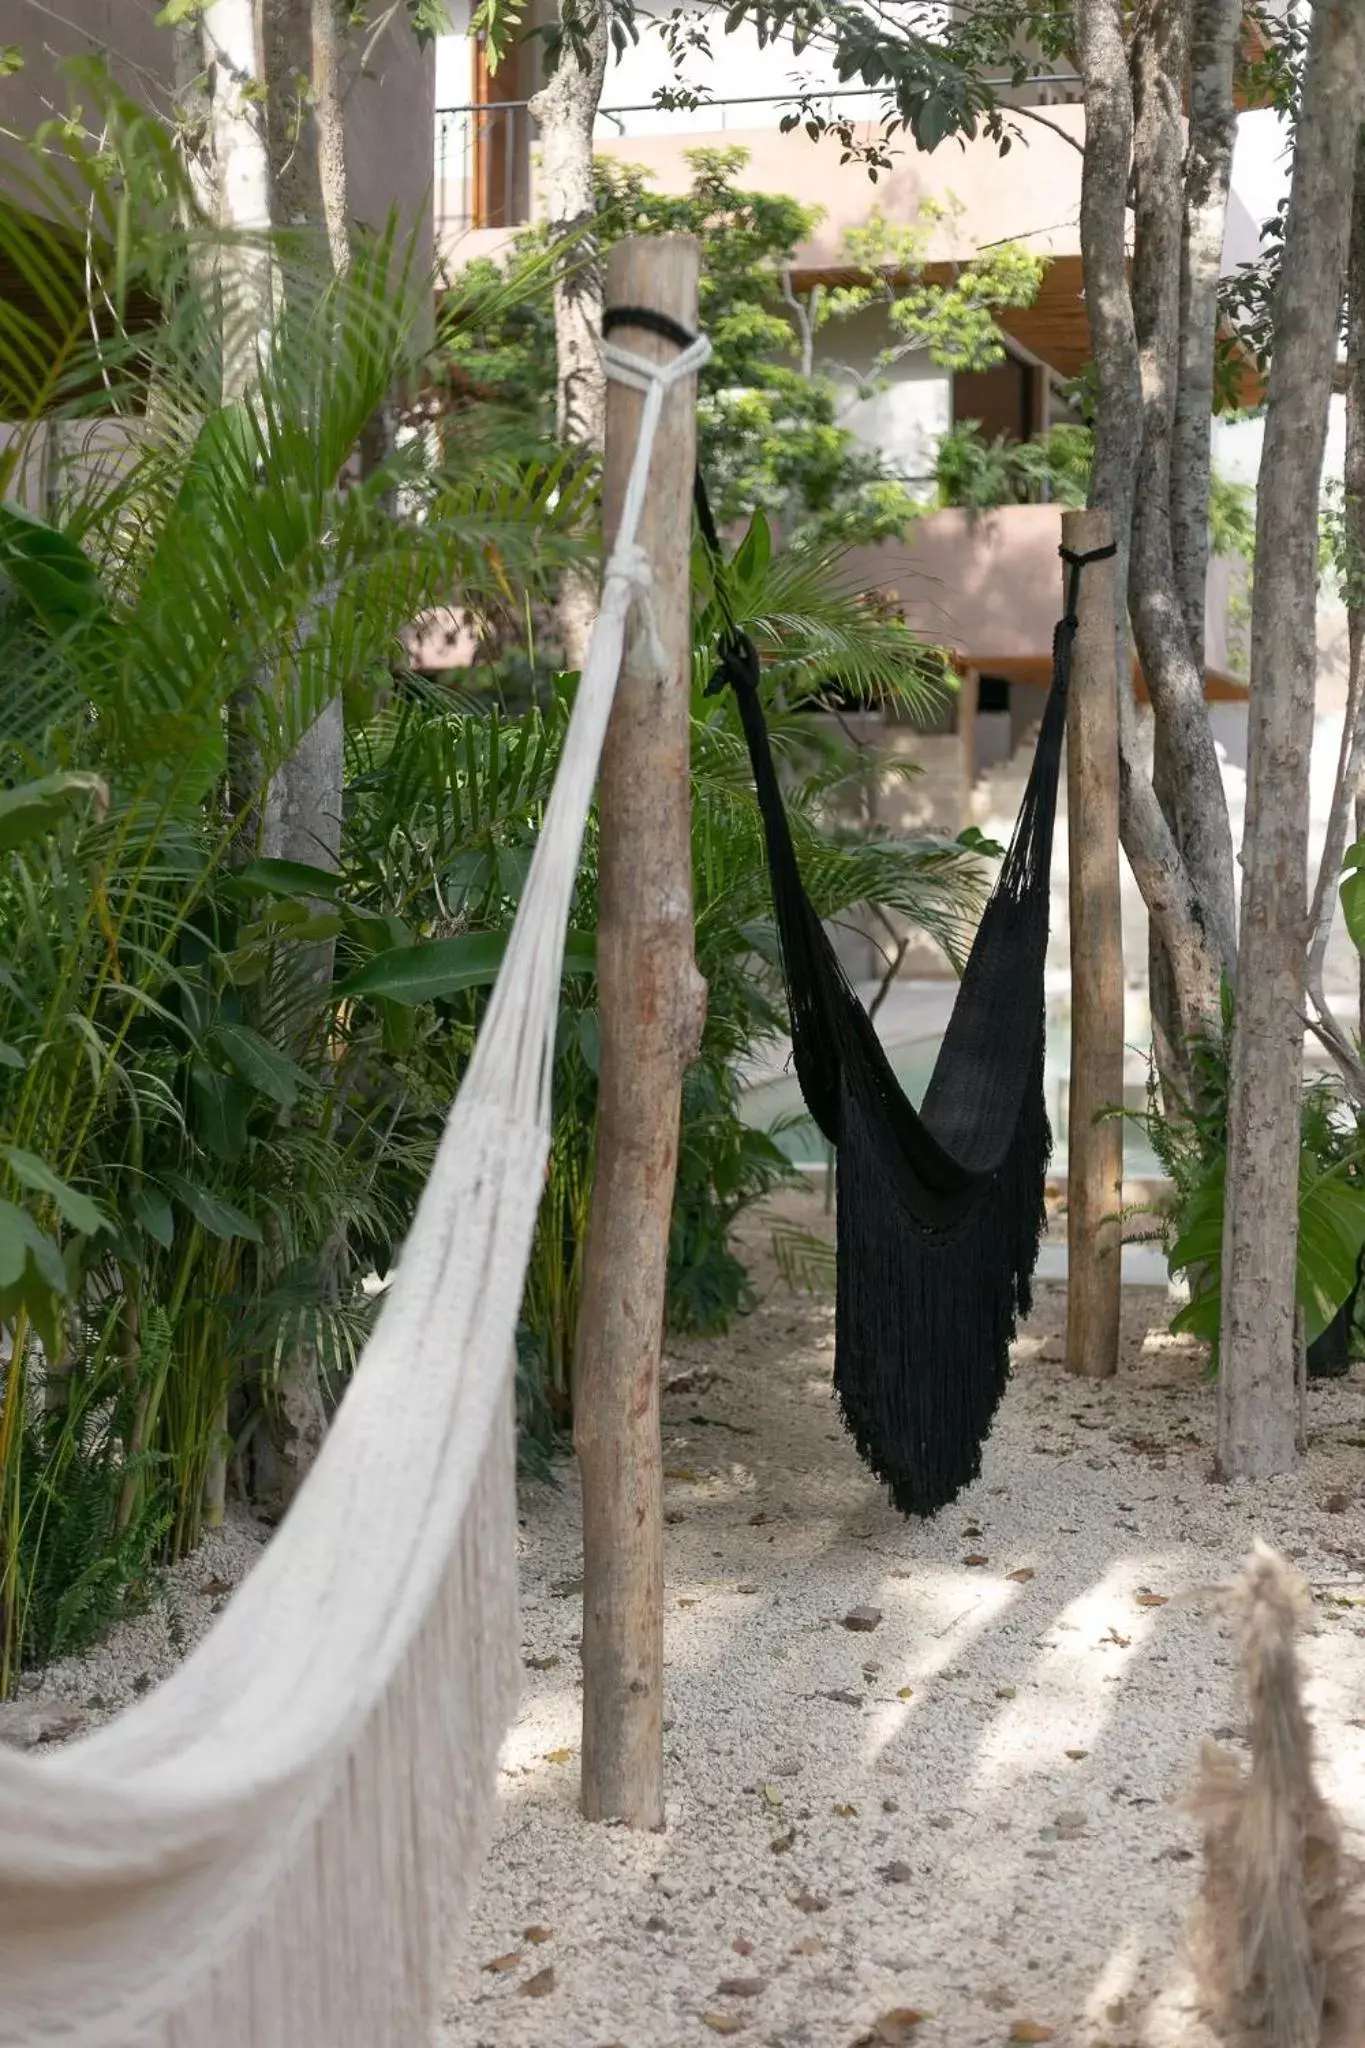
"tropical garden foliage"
0,90,989,1690
445,146,1043,547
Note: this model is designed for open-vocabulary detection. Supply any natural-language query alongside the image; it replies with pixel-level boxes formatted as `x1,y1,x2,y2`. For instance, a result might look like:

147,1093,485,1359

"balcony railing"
437,91,896,236
435,79,1080,235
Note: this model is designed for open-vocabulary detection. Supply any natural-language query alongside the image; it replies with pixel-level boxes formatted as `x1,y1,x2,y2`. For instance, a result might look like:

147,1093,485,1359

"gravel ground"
9,1189,1365,2048
440,1191,1365,2048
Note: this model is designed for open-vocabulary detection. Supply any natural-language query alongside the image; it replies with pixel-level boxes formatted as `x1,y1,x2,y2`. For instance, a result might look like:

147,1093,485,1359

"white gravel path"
10,1191,1365,2048
439,1194,1365,2048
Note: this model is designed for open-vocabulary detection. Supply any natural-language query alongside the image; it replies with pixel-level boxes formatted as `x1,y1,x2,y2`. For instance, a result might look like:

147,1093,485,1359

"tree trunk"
1065,510,1125,1380
1218,0,1365,1480
209,0,353,1508
1171,0,1240,663
201,0,274,399
1129,0,1238,1004
1148,0,1241,1105
261,0,351,272
576,237,706,1829
1308,130,1365,1089
1075,0,1225,1054
528,2,610,672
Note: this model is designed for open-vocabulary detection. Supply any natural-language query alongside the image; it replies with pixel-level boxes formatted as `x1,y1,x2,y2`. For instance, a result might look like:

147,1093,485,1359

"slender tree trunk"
1075,0,1225,1053
1218,0,1365,1480
202,1,354,1509
1148,0,1241,1105
1130,0,1237,1045
1171,0,1240,663
201,0,274,400
1310,132,1365,1091
311,0,351,276
529,2,610,672
261,0,350,272
576,238,706,1828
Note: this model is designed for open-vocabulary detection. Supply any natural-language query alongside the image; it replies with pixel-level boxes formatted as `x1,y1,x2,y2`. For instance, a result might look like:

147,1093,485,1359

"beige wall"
0,0,434,274
842,504,1243,690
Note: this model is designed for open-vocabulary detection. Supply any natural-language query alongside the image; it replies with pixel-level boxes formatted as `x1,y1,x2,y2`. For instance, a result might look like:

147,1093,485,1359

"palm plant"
0,74,991,1690
0,80,586,1687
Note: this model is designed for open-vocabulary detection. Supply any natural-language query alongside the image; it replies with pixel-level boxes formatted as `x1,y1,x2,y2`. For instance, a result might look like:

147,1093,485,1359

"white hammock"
0,327,711,2048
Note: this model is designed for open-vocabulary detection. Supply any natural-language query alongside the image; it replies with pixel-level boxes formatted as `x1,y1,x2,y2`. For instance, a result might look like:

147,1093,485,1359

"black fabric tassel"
705,510,1115,1519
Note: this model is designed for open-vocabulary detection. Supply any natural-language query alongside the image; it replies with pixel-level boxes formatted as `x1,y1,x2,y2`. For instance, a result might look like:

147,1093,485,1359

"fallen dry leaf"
1102,1628,1132,1648
842,1605,883,1632
1135,1593,1168,1609
1064,1749,1089,1761
523,1926,552,1945
715,1978,767,1998
701,2015,745,2036
678,1597,699,1609
793,1888,829,1914
964,1553,990,1568
199,1575,233,1597
770,1828,796,1854
821,1687,865,1707
832,1802,858,1818
896,1685,914,1701
542,1748,575,1765
523,1654,560,1671
1007,2023,1055,2043
879,1860,913,1884
748,1511,768,1526
519,1966,556,1999
762,1783,783,1807
1006,1567,1035,1584
860,2011,928,2046
664,1466,698,1482
482,1952,520,1974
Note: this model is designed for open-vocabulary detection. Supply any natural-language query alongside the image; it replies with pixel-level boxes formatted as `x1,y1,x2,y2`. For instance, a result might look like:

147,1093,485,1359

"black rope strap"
1059,540,1117,627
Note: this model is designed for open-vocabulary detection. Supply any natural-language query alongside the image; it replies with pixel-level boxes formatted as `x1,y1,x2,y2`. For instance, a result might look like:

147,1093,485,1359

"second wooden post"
575,236,707,1827
1063,507,1124,1379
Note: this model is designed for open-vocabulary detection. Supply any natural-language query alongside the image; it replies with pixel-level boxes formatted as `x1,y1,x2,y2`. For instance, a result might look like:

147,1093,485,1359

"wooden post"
1063,507,1124,1379
575,237,707,1828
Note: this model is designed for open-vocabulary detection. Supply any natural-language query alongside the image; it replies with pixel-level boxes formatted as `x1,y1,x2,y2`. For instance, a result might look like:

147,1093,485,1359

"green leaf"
733,509,773,585
0,1146,109,1237
0,45,24,75
0,502,109,633
131,1185,175,1250
190,1059,250,1163
161,1172,262,1244
335,930,597,1007
211,1022,314,1109
0,772,108,853
1341,839,1365,956
0,1041,26,1070
0,1199,68,1293
228,858,346,901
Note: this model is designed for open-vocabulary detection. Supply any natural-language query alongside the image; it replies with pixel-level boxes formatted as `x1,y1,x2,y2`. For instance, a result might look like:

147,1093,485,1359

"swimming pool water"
740,1024,1163,1180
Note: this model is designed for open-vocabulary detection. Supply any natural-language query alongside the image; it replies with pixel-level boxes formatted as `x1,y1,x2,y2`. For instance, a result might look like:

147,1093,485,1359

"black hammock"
708,515,1114,1517
603,305,1114,1519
